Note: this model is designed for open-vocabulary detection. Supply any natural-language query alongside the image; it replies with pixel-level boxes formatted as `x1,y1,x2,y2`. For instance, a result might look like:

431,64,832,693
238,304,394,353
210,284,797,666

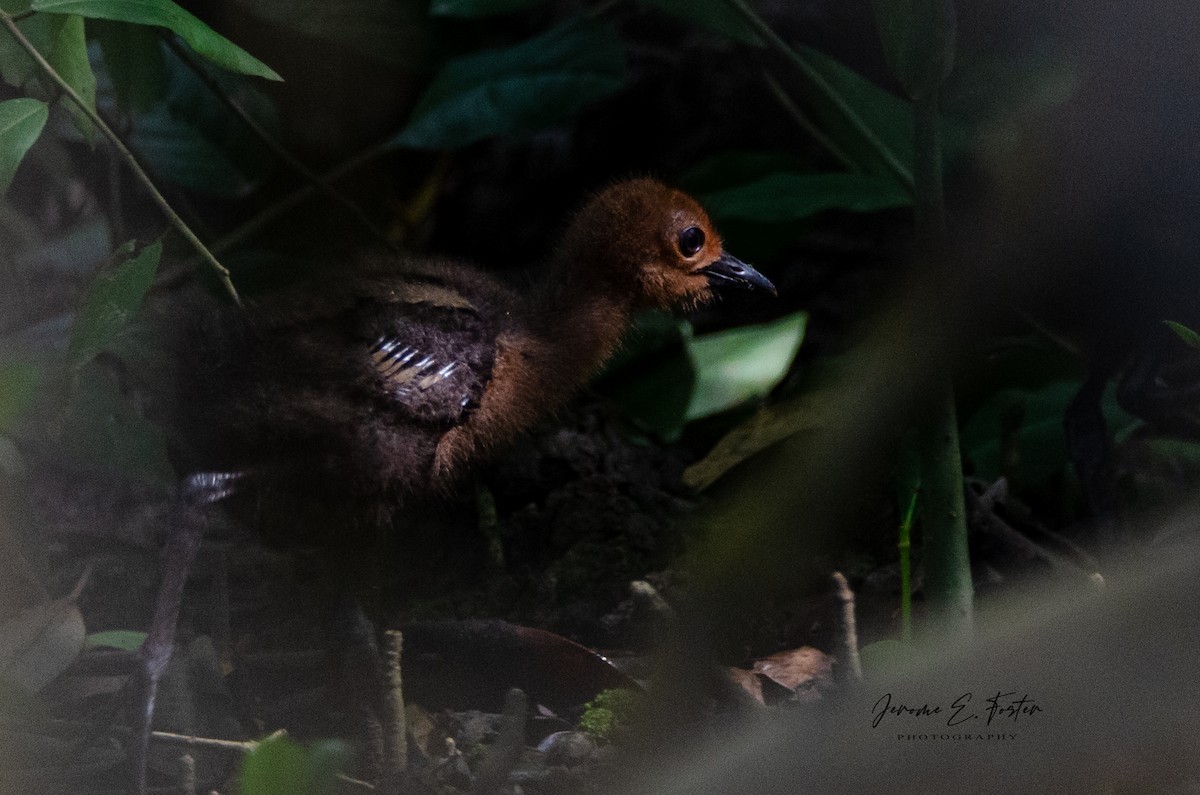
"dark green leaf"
431,0,545,18
93,19,167,111
67,240,160,370
30,0,281,80
100,44,278,196
0,98,47,196
1165,320,1200,350
600,315,695,440
0,361,42,434
684,311,806,422
793,45,914,189
228,0,429,69
700,172,912,223
678,150,812,194
961,379,1137,486
872,0,956,99
84,629,146,650
635,0,762,46
391,19,627,149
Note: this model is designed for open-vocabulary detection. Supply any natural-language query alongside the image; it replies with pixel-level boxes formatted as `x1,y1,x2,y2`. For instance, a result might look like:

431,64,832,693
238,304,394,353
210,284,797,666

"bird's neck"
525,262,635,395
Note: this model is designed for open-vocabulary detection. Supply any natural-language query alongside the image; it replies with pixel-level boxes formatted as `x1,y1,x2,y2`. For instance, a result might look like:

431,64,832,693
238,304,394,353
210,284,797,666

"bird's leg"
323,592,391,781
131,471,243,795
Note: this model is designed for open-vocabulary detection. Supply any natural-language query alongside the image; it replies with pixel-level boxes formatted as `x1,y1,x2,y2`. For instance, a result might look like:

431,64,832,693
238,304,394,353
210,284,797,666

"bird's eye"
677,226,706,257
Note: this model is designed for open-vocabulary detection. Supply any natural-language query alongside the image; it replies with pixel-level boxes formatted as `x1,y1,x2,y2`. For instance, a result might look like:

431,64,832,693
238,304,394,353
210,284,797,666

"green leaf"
961,379,1137,486
635,0,762,46
678,150,812,194
95,42,277,196
0,361,42,435
48,14,97,139
872,0,956,99
0,98,47,196
93,19,167,111
685,311,807,422
700,172,912,224
1165,320,1200,350
431,0,545,17
240,734,349,795
391,18,627,149
67,241,161,371
29,0,281,81
228,0,429,69
84,629,146,650
0,6,43,88
793,45,915,189
0,13,94,137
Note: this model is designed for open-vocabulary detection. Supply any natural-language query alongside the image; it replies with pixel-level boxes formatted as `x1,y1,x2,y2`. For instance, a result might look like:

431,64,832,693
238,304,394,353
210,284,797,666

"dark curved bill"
701,252,777,296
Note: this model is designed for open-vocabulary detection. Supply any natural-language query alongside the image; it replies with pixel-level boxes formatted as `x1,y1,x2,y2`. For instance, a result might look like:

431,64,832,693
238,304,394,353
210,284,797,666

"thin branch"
162,35,397,253
0,10,241,306
210,137,396,256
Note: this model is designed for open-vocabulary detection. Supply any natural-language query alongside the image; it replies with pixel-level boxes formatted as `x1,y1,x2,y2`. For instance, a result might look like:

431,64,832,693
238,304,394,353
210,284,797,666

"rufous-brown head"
554,178,776,310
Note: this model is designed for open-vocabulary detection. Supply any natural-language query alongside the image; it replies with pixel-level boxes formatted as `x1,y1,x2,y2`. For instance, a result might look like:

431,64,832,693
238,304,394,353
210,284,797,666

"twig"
150,730,376,791
383,629,407,781
0,10,241,306
210,137,394,256
178,753,195,795
162,35,397,253
831,572,862,681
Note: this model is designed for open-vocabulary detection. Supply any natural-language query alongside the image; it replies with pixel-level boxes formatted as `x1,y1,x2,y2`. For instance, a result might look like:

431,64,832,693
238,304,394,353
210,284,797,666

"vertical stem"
913,90,972,634
898,489,918,642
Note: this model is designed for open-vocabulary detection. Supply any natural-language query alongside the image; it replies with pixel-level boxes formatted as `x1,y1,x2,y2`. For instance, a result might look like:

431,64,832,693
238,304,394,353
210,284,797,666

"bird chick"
175,178,774,536
134,179,773,793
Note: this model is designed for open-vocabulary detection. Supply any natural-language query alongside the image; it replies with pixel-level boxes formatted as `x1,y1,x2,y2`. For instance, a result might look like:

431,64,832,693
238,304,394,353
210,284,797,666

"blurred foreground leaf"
0,594,85,693
84,629,146,650
0,361,42,435
240,734,348,795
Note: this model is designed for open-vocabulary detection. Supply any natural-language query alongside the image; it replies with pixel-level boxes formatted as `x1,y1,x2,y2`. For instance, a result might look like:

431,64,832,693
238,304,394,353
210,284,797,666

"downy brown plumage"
173,178,775,539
